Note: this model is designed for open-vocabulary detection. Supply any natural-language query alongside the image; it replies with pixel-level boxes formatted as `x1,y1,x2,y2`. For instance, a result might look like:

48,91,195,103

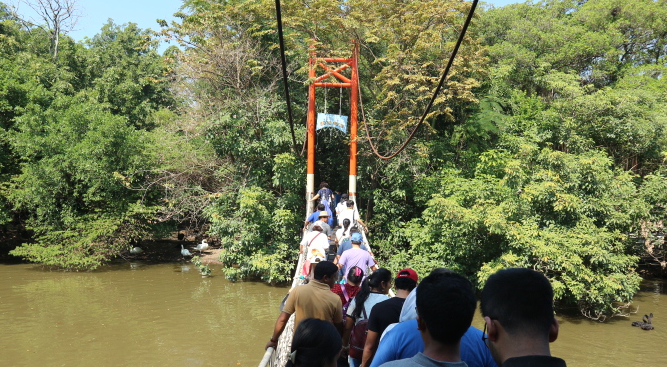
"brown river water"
0,261,664,367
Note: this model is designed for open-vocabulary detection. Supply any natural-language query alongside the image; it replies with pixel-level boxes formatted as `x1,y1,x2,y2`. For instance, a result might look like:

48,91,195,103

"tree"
7,93,162,269
15,0,80,59
85,21,176,128
1,16,177,268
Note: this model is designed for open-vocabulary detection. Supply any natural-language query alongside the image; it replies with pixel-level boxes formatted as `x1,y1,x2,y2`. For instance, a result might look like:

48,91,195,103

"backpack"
326,243,337,262
349,306,368,360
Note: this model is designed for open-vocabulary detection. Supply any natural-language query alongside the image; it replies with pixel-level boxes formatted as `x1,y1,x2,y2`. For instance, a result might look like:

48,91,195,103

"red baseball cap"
396,268,418,283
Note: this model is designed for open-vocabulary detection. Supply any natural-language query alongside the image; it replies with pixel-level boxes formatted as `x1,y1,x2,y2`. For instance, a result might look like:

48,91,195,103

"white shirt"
346,293,390,321
336,227,351,243
300,231,329,262
338,207,356,226
336,201,348,218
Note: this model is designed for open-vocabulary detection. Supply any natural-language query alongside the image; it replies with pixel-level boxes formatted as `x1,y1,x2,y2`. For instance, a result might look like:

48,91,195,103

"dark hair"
480,268,554,338
312,225,323,232
347,266,364,285
314,261,338,281
346,200,354,207
341,194,349,200
342,219,351,234
317,203,325,211
416,270,475,344
394,270,417,292
287,318,341,367
352,268,392,319
319,181,329,189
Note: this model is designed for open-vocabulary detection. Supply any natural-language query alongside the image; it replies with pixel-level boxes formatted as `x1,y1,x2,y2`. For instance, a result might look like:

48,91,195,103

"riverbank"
0,227,224,265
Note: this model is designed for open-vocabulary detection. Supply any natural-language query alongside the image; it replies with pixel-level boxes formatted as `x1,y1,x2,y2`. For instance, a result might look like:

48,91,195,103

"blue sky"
13,0,522,47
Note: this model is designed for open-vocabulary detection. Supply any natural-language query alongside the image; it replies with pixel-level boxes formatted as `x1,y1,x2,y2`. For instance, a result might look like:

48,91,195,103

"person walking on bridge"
361,269,418,367
301,222,330,277
379,270,477,367
336,193,349,226
309,182,335,226
480,268,566,367
339,200,368,233
304,204,326,231
266,262,344,351
337,233,377,278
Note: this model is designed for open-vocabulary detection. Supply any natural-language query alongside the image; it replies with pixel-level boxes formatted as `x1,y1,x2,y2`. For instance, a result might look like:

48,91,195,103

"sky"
12,0,522,50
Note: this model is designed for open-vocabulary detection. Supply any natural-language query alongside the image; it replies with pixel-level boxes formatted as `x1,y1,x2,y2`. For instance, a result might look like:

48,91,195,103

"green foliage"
85,21,176,128
395,147,644,317
206,187,299,283
191,255,212,276
3,0,666,321
1,17,176,267
10,204,160,269
6,93,165,269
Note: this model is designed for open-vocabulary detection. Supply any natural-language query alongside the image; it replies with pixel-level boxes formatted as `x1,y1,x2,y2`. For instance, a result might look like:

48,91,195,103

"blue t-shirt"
370,320,497,367
305,212,319,223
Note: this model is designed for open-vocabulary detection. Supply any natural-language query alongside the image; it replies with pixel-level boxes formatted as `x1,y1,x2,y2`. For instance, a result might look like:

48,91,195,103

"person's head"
341,194,349,202
352,268,392,319
312,222,324,232
317,203,325,211
287,318,341,367
318,211,329,221
416,269,476,345
350,232,363,245
346,200,354,208
342,218,351,231
395,268,418,292
313,261,339,288
319,181,329,189
480,268,558,351
347,266,364,286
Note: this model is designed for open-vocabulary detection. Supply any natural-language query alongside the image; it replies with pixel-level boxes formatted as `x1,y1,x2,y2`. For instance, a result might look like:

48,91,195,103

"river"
0,261,664,366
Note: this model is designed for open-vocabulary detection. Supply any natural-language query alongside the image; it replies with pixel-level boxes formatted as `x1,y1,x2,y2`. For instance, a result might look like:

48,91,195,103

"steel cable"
360,0,479,160
274,0,299,154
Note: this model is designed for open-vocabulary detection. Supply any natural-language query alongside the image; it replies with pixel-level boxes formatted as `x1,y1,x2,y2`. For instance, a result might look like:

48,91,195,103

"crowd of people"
266,183,567,367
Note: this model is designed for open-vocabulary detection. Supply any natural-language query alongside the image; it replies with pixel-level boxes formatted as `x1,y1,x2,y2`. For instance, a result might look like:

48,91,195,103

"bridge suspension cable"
360,0,480,160
274,0,299,154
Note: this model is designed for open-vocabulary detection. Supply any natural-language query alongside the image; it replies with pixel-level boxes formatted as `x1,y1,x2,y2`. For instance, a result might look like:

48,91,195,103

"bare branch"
16,0,81,59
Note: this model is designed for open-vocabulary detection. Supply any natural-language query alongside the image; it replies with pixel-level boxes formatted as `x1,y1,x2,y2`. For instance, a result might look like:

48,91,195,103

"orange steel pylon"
306,41,359,210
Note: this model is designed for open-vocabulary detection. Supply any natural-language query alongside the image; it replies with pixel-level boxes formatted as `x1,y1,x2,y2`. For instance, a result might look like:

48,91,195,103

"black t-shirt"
367,297,405,335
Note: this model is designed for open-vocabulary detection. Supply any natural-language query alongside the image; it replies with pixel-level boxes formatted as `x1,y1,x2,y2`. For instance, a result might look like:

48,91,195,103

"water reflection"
0,263,287,367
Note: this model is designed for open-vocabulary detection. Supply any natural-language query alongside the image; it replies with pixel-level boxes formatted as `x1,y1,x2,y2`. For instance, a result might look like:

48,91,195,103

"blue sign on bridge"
316,113,348,133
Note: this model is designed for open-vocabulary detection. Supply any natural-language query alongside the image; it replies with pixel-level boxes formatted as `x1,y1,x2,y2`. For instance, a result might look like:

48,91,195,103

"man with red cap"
360,269,419,367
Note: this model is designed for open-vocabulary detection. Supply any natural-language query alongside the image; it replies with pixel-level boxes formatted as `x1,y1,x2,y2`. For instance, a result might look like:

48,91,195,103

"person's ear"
484,316,499,342
548,317,559,343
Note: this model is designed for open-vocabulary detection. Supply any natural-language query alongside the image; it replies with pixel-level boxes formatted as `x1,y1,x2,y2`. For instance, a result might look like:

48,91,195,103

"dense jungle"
1,0,666,320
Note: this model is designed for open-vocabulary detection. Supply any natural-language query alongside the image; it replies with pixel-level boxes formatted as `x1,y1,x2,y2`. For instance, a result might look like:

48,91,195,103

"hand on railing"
265,339,278,350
